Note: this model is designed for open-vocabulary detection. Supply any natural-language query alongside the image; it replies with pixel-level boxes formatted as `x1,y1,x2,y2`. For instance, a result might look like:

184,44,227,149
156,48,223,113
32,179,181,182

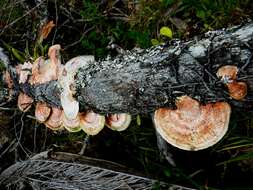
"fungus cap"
217,65,238,80
80,111,105,135
35,102,51,123
62,113,81,132
45,107,63,130
227,81,247,100
106,114,131,131
154,96,231,151
216,65,247,100
19,61,32,84
17,93,33,112
58,56,95,120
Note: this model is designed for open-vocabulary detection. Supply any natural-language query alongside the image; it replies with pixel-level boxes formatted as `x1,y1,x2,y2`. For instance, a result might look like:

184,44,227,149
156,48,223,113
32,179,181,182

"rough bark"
1,22,253,115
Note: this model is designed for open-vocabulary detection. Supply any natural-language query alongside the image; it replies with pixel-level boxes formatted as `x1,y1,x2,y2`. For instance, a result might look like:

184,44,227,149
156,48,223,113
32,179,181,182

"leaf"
216,151,253,166
160,26,173,38
196,10,206,19
151,39,160,46
11,48,25,62
136,115,141,126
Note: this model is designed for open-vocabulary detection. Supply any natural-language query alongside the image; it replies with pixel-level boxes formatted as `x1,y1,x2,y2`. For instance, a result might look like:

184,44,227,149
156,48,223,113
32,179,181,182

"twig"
78,135,90,155
63,26,95,50
0,2,44,36
0,139,16,159
51,0,58,45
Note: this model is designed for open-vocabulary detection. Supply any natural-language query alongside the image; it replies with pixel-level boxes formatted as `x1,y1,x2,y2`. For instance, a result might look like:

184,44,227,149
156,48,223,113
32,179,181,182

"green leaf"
136,115,141,126
217,151,253,166
163,168,172,177
160,26,173,38
11,48,25,62
151,39,160,46
196,10,206,19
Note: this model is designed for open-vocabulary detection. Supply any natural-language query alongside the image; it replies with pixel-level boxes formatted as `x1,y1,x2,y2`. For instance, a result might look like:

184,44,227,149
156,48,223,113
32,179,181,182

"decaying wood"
1,22,253,115
0,151,196,190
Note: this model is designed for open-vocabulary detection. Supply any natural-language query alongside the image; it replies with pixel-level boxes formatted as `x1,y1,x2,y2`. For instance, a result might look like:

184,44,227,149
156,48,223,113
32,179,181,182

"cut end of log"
154,96,231,151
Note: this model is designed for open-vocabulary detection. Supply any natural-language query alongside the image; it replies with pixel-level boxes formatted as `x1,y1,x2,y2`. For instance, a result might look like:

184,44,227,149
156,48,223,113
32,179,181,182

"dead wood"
1,22,253,115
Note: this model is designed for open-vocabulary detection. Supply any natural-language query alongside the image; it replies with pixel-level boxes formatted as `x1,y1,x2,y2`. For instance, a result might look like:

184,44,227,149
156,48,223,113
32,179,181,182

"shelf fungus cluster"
14,45,132,135
7,44,248,151
153,65,248,151
217,65,247,100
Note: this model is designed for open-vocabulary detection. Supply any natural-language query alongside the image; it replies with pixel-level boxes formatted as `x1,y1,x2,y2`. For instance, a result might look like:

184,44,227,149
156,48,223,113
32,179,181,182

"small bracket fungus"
45,107,63,131
35,102,51,123
19,61,32,84
80,111,105,135
58,56,94,120
217,65,247,100
17,93,33,112
106,113,131,131
154,96,231,151
216,65,238,81
227,82,247,100
30,45,61,85
62,113,81,132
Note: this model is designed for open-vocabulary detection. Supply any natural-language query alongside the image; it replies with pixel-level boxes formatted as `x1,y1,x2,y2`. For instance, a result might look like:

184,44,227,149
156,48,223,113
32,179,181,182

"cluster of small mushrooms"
4,45,248,151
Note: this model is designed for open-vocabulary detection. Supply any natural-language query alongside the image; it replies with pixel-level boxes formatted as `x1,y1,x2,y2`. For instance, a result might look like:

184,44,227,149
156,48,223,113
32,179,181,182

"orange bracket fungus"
17,92,33,112
35,102,51,123
154,96,231,151
62,113,81,132
44,107,63,131
217,65,247,100
106,113,131,131
30,45,61,85
80,111,105,135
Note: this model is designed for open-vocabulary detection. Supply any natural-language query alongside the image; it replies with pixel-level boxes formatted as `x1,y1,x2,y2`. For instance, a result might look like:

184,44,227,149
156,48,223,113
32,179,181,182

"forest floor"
1,0,253,189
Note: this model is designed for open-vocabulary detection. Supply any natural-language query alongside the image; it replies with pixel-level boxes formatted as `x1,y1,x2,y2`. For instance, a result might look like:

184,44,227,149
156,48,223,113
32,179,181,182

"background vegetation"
0,0,253,189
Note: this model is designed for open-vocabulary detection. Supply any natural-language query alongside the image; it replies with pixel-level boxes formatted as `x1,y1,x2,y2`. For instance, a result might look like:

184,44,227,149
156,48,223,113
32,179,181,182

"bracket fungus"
44,107,63,131
80,111,105,135
154,96,231,151
58,56,95,120
17,92,33,112
62,113,81,132
30,45,61,85
35,102,51,123
106,113,131,131
217,65,247,100
19,61,32,84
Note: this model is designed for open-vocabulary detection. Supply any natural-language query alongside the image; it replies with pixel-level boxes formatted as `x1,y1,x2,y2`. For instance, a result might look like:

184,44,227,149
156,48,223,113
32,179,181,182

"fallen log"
1,22,253,150
2,22,253,113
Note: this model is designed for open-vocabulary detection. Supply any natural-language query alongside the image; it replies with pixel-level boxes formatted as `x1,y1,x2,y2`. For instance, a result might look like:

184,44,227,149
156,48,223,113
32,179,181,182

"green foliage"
77,0,252,58
160,26,173,38
79,0,152,58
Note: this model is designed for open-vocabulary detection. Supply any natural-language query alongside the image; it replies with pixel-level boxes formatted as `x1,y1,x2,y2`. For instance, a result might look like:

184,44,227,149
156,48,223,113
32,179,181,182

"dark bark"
2,22,253,115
